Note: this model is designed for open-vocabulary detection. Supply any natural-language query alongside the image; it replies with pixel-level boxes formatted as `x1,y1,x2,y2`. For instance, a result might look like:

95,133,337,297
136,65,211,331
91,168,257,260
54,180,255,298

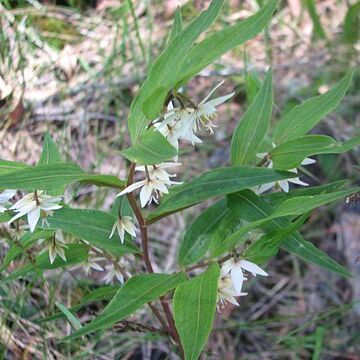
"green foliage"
46,207,140,256
147,166,297,221
174,263,220,360
343,2,360,44
231,70,273,165
65,273,185,340
273,70,354,144
122,130,177,165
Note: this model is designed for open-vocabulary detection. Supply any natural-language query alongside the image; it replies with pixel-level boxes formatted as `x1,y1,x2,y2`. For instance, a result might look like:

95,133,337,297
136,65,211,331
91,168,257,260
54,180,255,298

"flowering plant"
1,1,359,358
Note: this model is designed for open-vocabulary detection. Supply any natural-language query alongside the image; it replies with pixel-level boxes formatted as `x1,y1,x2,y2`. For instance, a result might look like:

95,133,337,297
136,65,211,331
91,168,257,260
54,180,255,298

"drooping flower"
217,275,247,310
117,163,181,207
8,191,62,232
103,261,127,284
82,252,105,275
109,216,136,243
0,190,16,212
221,258,268,295
39,230,67,264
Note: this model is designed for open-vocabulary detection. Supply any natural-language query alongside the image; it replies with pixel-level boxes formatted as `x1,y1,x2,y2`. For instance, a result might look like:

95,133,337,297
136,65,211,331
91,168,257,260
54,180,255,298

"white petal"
122,217,136,237
117,180,146,197
109,222,117,239
140,183,153,207
91,262,104,272
27,207,41,232
117,223,125,243
301,157,316,165
199,80,225,104
257,182,275,194
57,246,67,262
239,260,268,277
278,180,289,193
288,177,309,187
220,259,235,276
230,264,245,295
0,190,16,203
49,246,57,264
204,92,234,108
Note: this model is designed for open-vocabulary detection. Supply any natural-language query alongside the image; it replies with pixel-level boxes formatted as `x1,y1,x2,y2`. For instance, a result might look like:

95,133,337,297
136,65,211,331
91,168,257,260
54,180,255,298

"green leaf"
263,180,348,207
178,200,228,266
168,6,183,43
64,273,185,340
174,263,220,360
271,188,360,218
175,1,278,87
121,130,177,165
0,159,28,176
343,2,360,44
38,132,63,165
245,71,261,105
1,230,55,270
55,302,82,330
1,244,89,283
271,135,360,170
230,70,273,165
0,163,125,192
0,212,11,223
147,166,298,221
128,0,224,142
45,207,140,257
243,213,309,264
304,0,326,39
273,70,354,144
41,286,119,323
227,190,351,277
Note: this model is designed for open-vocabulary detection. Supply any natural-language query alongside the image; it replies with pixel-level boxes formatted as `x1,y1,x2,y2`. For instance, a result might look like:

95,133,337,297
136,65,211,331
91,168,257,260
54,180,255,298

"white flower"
0,190,16,212
191,80,234,134
221,258,268,295
109,216,136,243
39,230,67,264
103,261,126,284
8,191,62,232
117,163,181,208
82,253,104,275
217,275,248,310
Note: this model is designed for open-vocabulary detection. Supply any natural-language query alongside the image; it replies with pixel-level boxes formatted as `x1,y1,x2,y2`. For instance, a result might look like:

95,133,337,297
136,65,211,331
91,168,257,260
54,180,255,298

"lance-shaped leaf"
230,70,273,165
226,190,351,277
0,159,28,176
304,0,326,39
0,163,125,192
270,135,360,170
128,0,224,142
38,132,63,165
178,200,228,266
147,166,297,221
64,273,185,340
271,188,360,218
273,70,354,144
174,263,220,360
122,130,177,165
175,0,278,87
45,207,140,257
1,244,89,283
343,2,360,44
168,6,183,43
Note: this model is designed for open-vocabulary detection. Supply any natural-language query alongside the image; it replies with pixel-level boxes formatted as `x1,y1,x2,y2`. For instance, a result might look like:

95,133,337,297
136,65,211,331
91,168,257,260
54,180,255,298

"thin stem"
185,254,233,273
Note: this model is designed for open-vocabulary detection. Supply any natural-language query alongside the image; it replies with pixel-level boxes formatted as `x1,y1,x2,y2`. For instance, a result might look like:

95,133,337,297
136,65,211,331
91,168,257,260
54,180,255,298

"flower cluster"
217,258,268,310
155,81,234,150
39,230,67,264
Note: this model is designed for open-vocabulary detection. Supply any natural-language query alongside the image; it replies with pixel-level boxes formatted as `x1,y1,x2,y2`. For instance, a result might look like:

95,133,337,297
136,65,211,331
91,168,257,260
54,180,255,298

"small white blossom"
0,190,16,212
39,230,67,264
8,191,62,232
217,275,247,310
109,216,136,243
82,253,104,275
191,80,234,134
221,258,268,295
103,261,127,284
117,163,181,207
